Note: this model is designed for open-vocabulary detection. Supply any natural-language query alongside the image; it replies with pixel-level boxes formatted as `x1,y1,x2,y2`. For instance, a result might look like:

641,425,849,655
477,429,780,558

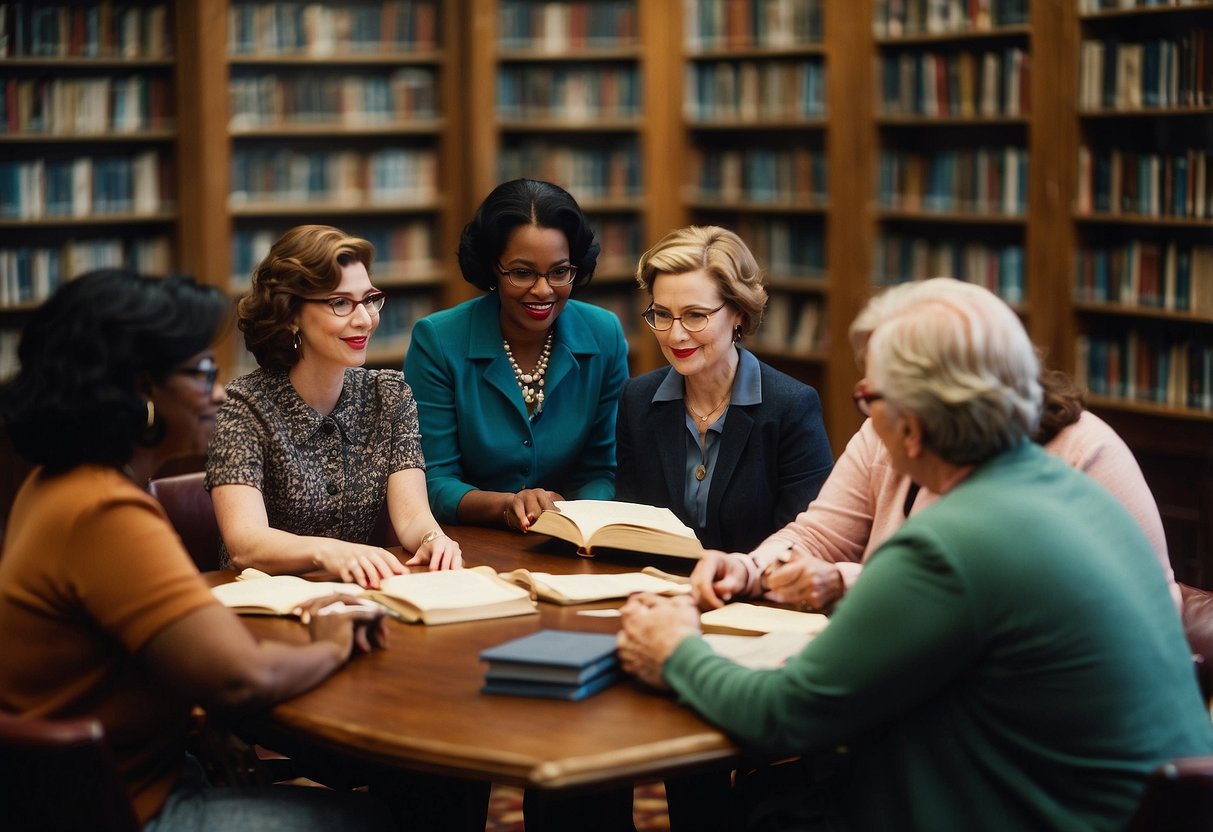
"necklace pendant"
694,464,706,481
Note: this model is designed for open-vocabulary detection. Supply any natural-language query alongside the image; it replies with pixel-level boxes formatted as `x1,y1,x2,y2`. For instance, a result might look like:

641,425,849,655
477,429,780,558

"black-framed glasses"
176,358,219,394
496,262,578,288
641,302,728,333
298,292,386,317
852,381,884,417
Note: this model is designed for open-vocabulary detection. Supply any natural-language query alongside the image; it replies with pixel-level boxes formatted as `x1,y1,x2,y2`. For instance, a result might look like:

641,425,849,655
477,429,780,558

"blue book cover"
480,629,619,685
481,668,623,702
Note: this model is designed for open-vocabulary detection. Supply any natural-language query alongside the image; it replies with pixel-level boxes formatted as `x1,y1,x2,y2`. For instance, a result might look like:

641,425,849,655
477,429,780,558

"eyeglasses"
496,262,578,288
298,292,386,317
176,358,220,394
852,381,884,417
641,302,729,333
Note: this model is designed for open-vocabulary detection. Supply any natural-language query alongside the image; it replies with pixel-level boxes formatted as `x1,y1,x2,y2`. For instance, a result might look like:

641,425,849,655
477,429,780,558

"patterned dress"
205,367,424,568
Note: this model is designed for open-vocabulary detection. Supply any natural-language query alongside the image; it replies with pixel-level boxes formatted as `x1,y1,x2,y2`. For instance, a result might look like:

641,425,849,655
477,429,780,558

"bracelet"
419,529,444,547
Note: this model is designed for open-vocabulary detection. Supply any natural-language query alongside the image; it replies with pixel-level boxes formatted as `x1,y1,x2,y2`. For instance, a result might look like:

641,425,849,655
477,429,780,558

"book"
498,568,692,605
702,631,816,669
699,603,830,637
528,499,705,559
480,629,620,685
211,569,364,616
481,669,623,702
363,566,538,625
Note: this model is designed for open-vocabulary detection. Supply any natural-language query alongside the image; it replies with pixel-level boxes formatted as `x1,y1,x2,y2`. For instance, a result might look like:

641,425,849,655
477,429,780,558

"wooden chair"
0,711,140,832
148,471,221,572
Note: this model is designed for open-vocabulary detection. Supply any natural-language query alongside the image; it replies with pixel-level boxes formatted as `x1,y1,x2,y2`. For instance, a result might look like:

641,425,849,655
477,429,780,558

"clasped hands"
690,544,845,611
291,594,389,659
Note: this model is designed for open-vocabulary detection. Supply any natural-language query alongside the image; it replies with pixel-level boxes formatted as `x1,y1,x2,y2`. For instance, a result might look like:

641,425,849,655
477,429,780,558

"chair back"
1181,583,1213,702
0,711,140,832
1130,756,1213,831
148,471,221,572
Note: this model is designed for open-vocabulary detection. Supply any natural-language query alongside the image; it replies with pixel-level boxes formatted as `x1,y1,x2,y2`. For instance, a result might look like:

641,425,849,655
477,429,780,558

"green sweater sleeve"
663,528,980,756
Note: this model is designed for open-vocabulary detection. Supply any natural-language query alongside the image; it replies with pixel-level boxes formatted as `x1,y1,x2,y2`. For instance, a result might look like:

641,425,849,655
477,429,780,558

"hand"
503,488,563,533
405,533,462,571
310,541,406,589
293,594,389,658
616,593,701,689
690,550,753,609
762,553,845,610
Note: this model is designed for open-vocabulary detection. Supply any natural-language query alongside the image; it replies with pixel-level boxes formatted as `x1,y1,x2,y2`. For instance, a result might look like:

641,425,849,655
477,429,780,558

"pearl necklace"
504,331,553,415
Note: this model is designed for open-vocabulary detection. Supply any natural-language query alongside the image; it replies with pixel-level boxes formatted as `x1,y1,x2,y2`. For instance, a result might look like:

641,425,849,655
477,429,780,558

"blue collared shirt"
651,348,763,533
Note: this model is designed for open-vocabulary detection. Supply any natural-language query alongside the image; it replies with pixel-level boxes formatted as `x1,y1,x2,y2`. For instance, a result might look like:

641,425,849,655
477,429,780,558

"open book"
529,499,705,559
362,566,538,625
211,570,363,616
499,567,691,605
699,603,830,637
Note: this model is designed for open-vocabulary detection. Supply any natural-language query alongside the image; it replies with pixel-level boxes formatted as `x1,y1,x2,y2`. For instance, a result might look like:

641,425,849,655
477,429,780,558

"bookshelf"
680,0,833,408
0,1,179,377
1067,0,1213,584
222,0,460,375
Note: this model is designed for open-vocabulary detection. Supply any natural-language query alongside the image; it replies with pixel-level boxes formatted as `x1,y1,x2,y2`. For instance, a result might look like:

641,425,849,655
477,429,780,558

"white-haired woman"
617,284,1212,830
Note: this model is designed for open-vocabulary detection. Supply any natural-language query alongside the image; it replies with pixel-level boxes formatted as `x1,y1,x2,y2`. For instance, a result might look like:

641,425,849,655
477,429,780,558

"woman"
207,224,460,589
692,277,1181,612
616,225,834,553
619,283,1213,830
0,269,390,830
404,179,629,532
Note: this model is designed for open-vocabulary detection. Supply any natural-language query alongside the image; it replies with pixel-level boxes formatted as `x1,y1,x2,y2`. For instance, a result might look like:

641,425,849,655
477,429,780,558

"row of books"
687,147,827,204
231,223,437,289
755,294,824,354
1078,33,1213,111
228,69,438,129
0,2,171,59
683,0,824,50
228,1,439,56
0,235,171,307
496,65,640,121
2,75,173,136
1074,241,1213,313
684,60,826,121
498,140,641,202
1078,1,1211,15
878,47,1029,118
873,237,1026,303
1076,333,1213,412
229,148,438,207
877,146,1028,216
734,216,825,279
585,214,643,277
1076,146,1213,219
497,0,636,51
871,0,1029,38
0,152,172,220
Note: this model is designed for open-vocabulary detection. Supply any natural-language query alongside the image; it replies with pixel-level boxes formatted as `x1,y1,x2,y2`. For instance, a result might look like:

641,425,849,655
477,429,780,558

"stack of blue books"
479,629,622,701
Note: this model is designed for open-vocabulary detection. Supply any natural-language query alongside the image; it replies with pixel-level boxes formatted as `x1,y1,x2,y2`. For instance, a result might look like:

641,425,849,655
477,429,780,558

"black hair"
0,269,229,473
457,179,600,291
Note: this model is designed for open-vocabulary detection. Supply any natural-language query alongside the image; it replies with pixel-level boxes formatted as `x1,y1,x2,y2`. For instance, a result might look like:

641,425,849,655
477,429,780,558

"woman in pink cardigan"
692,278,1180,612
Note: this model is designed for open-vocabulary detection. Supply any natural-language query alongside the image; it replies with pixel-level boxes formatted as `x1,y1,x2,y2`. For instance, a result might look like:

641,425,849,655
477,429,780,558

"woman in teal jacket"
404,178,629,530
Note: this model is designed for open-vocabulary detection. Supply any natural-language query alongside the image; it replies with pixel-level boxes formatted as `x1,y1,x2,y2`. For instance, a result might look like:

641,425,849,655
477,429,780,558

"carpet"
486,783,670,832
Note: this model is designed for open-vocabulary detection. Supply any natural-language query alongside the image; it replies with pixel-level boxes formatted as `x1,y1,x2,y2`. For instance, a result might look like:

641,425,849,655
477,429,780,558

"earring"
145,400,155,431
733,324,743,343
489,283,497,293
292,330,301,350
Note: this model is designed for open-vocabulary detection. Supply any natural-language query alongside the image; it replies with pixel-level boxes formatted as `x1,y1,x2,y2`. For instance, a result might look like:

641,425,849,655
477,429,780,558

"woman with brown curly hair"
206,224,461,589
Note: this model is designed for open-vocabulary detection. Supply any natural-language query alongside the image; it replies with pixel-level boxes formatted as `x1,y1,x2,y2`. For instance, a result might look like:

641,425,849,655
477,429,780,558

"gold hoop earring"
145,400,155,430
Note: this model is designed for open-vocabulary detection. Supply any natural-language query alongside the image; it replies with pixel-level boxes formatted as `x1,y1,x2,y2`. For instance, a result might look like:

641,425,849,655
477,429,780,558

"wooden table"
212,526,743,792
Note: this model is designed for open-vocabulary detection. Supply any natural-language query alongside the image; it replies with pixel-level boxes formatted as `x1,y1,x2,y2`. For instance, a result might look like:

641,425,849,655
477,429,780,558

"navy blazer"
616,353,834,553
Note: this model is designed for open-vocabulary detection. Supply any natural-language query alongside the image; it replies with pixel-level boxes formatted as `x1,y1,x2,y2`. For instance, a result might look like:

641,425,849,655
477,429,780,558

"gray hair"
864,278,1042,466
